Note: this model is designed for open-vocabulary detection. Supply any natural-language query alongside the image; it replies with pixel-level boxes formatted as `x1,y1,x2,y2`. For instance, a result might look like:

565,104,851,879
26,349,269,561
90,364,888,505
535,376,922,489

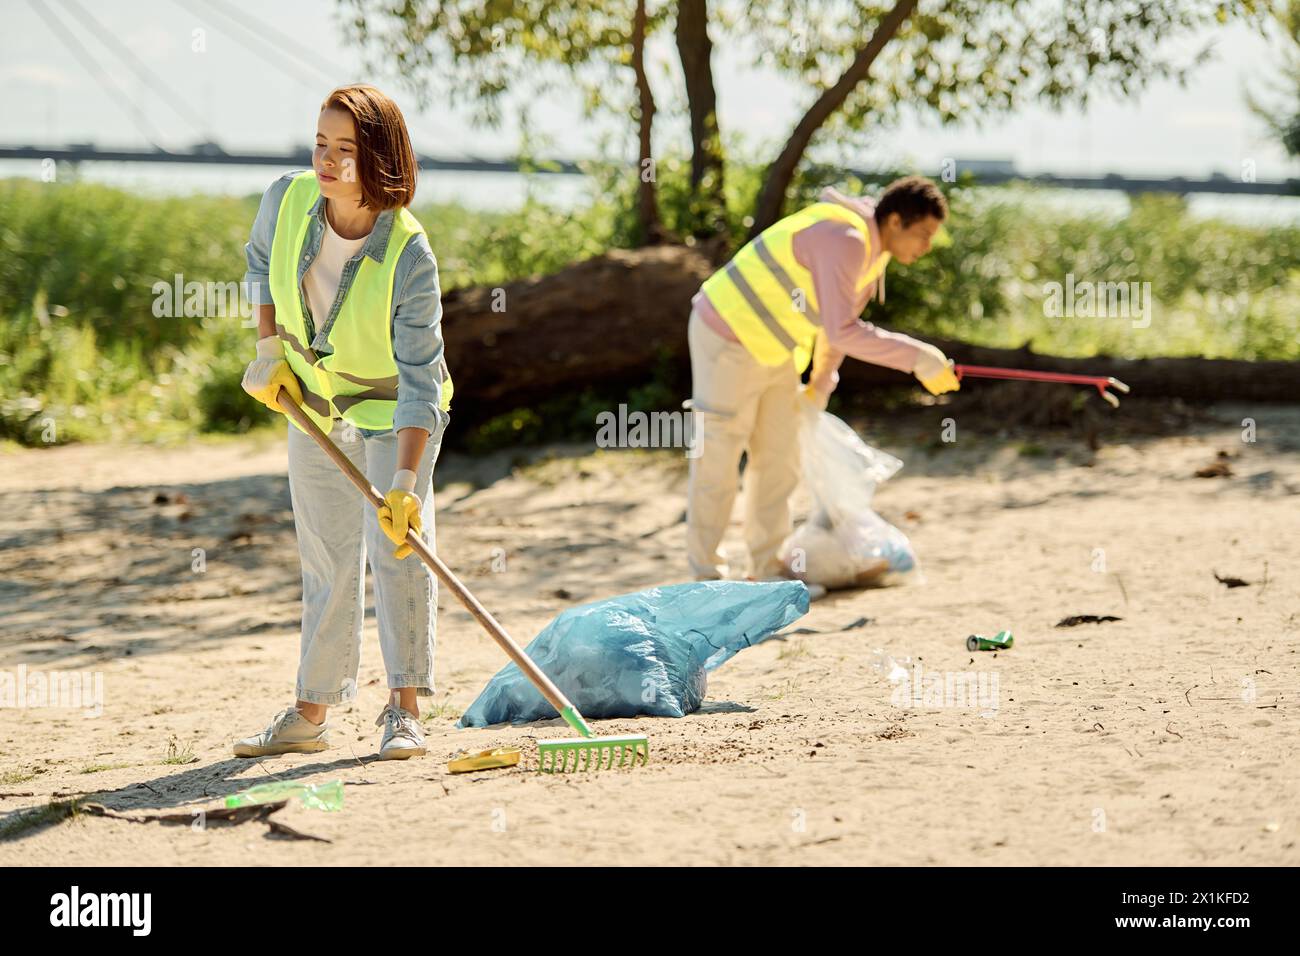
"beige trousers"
686,308,802,580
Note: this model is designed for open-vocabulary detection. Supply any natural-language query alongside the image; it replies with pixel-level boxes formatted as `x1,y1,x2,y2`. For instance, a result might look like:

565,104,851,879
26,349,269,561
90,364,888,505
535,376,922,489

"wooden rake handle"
276,393,589,734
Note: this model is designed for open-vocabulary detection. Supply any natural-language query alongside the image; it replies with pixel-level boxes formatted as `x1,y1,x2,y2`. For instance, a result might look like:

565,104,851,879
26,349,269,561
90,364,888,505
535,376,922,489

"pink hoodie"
692,187,928,384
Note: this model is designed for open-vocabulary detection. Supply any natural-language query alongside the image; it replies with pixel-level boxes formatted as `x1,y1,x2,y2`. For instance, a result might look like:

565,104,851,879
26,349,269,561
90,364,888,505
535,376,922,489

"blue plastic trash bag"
457,580,810,726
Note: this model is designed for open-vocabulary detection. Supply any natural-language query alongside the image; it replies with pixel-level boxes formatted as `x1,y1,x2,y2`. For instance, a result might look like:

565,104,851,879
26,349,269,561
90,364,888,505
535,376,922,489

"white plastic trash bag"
778,395,920,589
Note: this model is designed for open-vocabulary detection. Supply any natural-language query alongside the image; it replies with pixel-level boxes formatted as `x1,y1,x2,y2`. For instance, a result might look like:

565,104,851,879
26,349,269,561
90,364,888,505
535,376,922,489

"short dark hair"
319,84,419,211
875,175,948,228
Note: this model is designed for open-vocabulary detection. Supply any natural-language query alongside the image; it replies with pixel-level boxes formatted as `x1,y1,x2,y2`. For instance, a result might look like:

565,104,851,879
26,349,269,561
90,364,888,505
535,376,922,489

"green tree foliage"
340,0,1264,235
1247,0,1300,155
340,0,668,124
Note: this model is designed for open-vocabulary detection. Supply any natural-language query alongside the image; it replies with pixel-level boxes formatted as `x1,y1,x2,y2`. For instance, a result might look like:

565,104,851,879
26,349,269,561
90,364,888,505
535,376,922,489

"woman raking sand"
233,85,453,760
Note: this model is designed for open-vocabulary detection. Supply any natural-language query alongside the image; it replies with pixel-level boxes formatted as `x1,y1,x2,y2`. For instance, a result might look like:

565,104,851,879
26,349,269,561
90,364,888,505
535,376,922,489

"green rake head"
537,734,649,773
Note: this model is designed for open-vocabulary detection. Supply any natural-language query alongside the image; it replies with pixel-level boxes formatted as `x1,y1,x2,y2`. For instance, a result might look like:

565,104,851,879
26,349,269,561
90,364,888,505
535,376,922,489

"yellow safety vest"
267,170,453,434
700,201,889,372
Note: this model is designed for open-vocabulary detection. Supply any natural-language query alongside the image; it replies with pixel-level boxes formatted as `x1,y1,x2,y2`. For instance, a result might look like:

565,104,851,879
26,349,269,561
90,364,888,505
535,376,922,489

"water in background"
0,160,594,211
1,159,1296,223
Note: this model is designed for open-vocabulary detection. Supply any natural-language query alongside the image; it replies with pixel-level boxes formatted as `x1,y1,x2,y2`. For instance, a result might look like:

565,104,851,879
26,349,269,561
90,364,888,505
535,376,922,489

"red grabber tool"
953,364,1131,408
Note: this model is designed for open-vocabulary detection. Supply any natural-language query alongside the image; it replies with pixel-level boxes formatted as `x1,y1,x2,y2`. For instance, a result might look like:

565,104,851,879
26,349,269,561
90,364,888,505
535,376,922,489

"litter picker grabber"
953,364,1132,407
276,392,649,772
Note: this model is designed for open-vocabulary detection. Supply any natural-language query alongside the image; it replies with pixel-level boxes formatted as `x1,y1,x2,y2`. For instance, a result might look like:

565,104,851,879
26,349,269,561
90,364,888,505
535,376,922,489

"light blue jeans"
286,419,441,705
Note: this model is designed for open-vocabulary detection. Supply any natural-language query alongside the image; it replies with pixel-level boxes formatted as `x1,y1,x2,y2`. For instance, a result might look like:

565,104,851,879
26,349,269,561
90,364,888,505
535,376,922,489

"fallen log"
440,243,713,423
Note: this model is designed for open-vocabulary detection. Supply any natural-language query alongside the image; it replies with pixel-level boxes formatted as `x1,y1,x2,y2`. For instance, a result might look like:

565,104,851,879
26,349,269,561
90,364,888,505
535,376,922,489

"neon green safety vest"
700,201,889,373
268,170,453,434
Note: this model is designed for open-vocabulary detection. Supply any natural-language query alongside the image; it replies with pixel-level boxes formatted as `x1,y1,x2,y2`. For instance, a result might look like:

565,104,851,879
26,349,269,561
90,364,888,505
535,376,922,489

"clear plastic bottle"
868,647,911,683
224,779,344,811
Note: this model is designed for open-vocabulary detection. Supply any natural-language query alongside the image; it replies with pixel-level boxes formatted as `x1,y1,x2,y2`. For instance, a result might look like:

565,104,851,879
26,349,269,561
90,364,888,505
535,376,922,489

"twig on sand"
344,743,374,782
1256,561,1270,602
79,799,332,843
83,801,279,825
1165,723,1183,740
799,836,843,847
1183,685,1197,706
784,616,873,636
1056,614,1122,628
1214,571,1250,588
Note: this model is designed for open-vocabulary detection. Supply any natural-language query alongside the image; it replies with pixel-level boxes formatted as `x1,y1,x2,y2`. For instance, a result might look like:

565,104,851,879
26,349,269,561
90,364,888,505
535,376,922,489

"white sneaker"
375,698,426,760
233,706,331,758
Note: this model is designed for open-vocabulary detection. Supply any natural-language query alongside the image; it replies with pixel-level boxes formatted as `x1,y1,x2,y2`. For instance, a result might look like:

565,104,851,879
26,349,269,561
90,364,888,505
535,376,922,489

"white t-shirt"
303,208,370,328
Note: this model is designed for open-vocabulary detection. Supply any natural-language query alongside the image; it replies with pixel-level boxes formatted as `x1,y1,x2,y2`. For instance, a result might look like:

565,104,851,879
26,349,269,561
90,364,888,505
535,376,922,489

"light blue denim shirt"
241,169,450,442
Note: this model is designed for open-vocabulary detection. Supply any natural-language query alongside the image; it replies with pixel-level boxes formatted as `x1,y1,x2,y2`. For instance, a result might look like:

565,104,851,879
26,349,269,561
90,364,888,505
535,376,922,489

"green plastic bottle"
224,779,344,812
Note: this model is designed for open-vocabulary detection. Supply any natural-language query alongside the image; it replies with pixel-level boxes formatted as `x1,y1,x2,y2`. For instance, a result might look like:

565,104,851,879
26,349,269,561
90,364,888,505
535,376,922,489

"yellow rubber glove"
241,335,305,413
918,365,960,396
377,469,422,559
912,343,961,396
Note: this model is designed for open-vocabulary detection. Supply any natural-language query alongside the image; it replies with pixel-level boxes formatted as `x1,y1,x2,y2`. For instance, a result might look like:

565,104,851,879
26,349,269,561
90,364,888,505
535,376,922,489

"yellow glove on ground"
241,335,304,413
378,469,422,559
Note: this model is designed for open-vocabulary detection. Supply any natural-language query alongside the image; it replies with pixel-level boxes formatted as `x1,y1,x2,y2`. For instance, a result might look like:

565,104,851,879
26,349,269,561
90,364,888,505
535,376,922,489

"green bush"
193,341,266,434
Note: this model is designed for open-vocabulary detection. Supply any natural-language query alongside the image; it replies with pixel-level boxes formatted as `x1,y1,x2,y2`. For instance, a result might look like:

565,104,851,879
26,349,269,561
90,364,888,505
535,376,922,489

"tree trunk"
675,0,726,238
631,0,668,244
749,0,920,239
440,244,1300,430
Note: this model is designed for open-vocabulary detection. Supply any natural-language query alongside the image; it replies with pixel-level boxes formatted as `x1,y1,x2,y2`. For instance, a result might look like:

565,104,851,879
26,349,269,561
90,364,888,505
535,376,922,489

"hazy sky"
1,0,1295,203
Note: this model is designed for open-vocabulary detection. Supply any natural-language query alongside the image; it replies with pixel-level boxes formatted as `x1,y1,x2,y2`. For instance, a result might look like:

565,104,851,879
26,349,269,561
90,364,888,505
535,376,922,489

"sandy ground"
1,401,1297,865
